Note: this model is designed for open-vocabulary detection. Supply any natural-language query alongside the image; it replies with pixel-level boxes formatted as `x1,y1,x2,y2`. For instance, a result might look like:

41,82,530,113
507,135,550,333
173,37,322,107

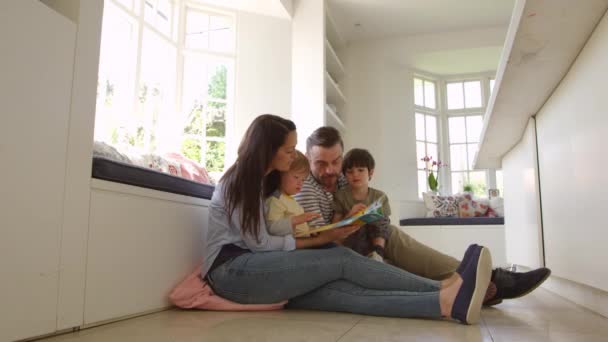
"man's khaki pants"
385,225,460,280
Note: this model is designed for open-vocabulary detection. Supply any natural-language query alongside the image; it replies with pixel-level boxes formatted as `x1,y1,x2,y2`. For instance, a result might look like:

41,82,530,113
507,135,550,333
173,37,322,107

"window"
448,115,487,196
414,77,438,197
413,76,497,198
489,78,496,95
95,0,234,180
445,78,488,196
414,77,436,109
447,80,482,110
415,113,438,197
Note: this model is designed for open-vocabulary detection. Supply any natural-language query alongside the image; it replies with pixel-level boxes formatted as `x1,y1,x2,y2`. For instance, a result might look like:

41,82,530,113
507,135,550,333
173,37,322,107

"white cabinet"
0,1,77,341
84,181,208,325
401,225,507,267
502,119,544,269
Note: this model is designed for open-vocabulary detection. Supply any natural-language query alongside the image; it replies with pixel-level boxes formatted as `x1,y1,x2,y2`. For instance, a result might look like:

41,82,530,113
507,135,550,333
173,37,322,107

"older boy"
332,148,390,262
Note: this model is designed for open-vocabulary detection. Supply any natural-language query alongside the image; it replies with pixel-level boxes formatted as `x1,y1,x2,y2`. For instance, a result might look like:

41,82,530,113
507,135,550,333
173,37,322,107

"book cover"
295,195,386,237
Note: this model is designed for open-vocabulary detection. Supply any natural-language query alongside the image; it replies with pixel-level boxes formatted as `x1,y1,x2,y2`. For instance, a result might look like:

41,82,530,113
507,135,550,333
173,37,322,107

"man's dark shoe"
484,267,551,306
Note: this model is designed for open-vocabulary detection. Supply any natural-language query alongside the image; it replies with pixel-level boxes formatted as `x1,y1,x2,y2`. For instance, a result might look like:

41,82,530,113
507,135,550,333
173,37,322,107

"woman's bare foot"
439,274,463,317
442,273,460,287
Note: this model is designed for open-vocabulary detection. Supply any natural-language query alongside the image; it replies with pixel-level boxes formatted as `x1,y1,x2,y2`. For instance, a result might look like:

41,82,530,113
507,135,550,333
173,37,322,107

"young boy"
265,151,320,237
332,148,392,262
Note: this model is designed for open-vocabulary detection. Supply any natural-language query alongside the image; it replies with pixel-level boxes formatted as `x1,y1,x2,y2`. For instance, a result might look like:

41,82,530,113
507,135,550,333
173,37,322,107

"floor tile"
42,310,359,342
338,319,493,342
38,288,608,342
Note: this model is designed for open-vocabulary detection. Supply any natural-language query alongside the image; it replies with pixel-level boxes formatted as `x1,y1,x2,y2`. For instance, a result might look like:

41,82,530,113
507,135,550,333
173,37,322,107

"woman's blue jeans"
207,246,442,319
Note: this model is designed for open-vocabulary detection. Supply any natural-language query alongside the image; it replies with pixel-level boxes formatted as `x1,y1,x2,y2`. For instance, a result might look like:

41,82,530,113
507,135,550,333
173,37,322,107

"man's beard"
318,173,337,188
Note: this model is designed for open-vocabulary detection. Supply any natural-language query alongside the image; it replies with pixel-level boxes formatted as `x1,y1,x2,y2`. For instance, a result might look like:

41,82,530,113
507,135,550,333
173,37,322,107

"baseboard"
518,265,608,318
82,306,172,329
16,327,77,342
17,307,173,342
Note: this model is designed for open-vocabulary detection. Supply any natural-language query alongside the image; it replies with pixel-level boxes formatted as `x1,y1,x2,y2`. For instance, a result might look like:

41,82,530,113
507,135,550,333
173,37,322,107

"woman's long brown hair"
220,114,296,240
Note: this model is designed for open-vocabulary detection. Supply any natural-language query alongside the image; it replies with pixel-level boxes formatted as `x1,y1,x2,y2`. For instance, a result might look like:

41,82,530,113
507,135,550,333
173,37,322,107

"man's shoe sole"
465,247,492,324
483,298,503,306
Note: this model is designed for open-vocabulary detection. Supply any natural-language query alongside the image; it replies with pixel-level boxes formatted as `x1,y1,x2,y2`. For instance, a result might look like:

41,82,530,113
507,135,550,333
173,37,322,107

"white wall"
0,1,78,340
502,118,544,269
232,10,292,161
343,52,414,223
57,0,104,331
534,10,608,291
291,0,325,152
342,27,507,220
354,27,507,70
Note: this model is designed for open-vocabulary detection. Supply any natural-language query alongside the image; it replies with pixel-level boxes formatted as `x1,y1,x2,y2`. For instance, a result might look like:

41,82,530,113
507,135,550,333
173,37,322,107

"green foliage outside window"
206,141,225,172
181,138,202,163
206,105,226,137
469,181,486,197
184,102,205,136
208,65,227,100
181,65,227,170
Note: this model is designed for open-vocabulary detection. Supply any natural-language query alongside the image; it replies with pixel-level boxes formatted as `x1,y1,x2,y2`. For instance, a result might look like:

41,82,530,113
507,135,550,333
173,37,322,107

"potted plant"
421,156,447,193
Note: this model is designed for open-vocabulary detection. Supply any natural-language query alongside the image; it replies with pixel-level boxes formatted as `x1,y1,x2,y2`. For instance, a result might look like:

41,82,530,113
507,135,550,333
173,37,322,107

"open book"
295,195,387,237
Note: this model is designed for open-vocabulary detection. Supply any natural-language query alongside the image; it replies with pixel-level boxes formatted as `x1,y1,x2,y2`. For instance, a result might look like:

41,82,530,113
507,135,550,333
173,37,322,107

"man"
294,126,551,306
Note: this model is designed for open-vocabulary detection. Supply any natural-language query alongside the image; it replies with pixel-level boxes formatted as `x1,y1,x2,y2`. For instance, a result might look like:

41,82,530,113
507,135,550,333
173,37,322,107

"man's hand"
292,212,321,226
347,203,367,218
320,224,362,242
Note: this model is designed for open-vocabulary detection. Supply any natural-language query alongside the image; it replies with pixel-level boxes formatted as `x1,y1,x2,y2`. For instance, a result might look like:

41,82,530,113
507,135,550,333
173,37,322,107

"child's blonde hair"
290,150,310,174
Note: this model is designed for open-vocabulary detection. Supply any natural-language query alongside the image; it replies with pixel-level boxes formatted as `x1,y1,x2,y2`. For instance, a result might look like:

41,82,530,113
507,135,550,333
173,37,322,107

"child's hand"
292,212,321,226
347,203,367,218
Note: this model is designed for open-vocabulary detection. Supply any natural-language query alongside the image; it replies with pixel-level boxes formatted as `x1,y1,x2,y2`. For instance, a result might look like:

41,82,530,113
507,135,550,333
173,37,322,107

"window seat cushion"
400,217,504,226
92,157,215,200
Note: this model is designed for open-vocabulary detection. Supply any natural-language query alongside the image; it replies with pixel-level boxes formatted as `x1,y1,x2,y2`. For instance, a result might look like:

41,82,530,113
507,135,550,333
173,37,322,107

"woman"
203,114,491,324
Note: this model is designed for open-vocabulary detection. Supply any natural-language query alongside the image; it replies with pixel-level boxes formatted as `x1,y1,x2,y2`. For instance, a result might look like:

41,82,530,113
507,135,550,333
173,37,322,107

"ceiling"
195,0,291,18
410,46,504,75
328,0,515,43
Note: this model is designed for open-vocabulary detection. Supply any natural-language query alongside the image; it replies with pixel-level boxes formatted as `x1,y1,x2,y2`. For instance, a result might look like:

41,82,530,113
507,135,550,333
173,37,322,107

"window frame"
445,79,486,113
442,76,491,197
414,76,438,110
177,1,236,175
95,0,236,179
413,75,440,197
446,112,486,195
413,73,499,198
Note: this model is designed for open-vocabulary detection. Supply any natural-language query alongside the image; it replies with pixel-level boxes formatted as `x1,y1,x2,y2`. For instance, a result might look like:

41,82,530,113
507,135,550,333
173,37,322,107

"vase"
427,171,438,192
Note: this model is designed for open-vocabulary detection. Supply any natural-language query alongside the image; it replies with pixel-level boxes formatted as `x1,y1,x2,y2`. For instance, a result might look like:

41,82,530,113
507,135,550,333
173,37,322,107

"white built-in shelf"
325,8,344,49
325,104,345,131
475,0,608,169
325,39,345,81
324,5,347,132
325,71,346,107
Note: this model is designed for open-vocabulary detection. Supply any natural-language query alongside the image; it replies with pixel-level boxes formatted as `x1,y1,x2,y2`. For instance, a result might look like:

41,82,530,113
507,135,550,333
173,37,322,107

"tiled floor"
41,288,608,342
